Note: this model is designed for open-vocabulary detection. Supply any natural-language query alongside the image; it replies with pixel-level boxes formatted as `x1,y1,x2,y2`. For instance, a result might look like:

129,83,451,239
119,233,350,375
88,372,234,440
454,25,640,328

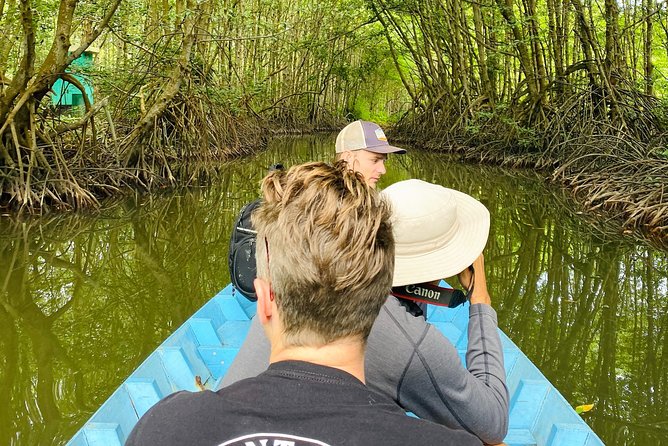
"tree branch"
54,98,107,135
67,0,123,64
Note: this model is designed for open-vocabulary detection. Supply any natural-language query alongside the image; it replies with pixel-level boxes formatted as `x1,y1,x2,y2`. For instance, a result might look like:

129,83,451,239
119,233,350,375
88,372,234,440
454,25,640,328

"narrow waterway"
1,135,666,445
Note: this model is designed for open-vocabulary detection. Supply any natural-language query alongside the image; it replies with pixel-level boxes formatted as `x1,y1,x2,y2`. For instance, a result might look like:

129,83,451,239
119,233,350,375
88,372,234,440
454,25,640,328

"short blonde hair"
253,161,394,347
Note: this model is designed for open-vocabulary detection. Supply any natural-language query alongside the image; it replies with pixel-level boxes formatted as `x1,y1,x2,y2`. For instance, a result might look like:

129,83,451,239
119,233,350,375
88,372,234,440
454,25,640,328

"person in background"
223,175,509,444
335,120,406,188
126,162,482,446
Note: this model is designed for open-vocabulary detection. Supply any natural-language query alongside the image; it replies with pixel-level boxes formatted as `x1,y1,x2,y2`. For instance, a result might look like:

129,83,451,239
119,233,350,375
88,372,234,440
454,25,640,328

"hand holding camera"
458,254,491,306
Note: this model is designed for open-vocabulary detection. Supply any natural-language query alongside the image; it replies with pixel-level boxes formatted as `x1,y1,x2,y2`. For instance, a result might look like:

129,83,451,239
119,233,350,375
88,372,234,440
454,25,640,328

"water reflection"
0,135,666,445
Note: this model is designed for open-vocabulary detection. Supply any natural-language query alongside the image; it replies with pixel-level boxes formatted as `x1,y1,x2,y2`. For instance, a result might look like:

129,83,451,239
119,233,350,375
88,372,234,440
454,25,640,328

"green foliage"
64,0,406,127
462,104,540,152
4,0,668,212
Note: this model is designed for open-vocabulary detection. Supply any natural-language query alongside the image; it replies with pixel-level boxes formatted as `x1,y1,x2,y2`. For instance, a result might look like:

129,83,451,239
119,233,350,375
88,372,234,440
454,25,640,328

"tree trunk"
122,0,204,167
643,0,654,95
472,1,495,104
494,0,541,107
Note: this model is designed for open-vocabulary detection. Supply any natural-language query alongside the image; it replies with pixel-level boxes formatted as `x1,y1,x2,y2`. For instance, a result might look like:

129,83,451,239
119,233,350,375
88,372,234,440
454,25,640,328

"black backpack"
228,199,261,301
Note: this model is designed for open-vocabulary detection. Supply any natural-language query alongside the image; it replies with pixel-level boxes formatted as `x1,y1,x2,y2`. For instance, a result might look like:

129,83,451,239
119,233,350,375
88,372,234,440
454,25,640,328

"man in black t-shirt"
126,161,482,446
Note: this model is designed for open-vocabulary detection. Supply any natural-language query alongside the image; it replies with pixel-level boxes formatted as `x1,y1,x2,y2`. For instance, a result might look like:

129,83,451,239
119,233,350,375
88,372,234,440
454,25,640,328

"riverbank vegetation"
0,0,666,241
0,0,406,210
373,0,668,242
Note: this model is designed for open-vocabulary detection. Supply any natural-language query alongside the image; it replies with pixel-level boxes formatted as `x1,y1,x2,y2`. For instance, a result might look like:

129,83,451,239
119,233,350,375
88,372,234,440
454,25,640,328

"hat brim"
363,144,406,155
391,188,489,287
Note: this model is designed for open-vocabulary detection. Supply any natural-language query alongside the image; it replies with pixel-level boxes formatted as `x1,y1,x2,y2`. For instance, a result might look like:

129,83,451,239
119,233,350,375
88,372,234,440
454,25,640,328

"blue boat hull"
67,284,604,446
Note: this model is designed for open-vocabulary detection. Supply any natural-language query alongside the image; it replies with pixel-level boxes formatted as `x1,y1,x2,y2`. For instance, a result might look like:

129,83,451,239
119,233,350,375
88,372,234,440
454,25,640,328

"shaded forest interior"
0,0,667,242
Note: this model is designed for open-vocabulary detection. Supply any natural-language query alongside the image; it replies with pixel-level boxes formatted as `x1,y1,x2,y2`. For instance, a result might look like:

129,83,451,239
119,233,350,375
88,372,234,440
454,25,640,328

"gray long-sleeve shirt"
220,296,509,444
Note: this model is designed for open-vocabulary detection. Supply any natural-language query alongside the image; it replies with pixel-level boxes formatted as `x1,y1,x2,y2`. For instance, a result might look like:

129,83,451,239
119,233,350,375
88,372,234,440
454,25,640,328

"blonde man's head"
253,161,394,347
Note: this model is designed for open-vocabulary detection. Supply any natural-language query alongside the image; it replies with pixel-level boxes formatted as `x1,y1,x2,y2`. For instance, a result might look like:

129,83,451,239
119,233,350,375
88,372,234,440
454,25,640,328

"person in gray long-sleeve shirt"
223,179,509,444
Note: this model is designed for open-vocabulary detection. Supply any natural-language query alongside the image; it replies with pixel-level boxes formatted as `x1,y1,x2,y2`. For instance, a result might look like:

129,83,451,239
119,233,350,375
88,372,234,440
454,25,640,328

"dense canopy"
0,0,666,239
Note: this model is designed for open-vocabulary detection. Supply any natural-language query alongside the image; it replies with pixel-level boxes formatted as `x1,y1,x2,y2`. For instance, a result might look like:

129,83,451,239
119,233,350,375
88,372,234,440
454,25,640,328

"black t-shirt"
126,360,482,446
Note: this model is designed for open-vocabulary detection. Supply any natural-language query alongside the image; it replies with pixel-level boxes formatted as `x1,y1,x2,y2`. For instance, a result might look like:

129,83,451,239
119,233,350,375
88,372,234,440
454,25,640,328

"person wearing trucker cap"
335,120,406,188
224,178,509,444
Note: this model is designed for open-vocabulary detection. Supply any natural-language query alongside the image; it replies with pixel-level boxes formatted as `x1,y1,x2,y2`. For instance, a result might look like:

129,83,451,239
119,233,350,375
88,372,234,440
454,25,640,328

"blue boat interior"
67,284,604,446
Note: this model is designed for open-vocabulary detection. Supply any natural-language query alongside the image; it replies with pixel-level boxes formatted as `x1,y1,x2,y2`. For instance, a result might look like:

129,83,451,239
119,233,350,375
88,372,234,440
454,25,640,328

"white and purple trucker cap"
335,120,406,154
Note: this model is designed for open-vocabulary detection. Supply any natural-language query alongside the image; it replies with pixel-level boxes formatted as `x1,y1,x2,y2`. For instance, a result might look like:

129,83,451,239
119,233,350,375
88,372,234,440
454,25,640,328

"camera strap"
391,283,469,308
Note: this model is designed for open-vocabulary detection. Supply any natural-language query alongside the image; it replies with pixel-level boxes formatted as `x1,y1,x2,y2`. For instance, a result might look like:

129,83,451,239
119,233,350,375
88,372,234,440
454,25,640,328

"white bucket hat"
381,179,490,287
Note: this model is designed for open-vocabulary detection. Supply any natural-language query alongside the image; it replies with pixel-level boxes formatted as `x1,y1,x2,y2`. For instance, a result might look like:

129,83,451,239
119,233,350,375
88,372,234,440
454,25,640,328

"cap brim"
364,144,406,154
391,188,489,287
